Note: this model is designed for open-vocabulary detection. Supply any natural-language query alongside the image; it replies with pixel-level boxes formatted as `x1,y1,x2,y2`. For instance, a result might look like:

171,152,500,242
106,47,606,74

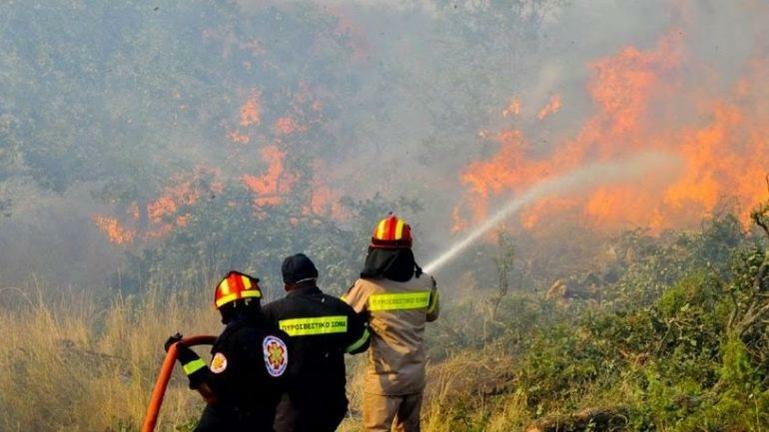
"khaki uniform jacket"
343,274,439,395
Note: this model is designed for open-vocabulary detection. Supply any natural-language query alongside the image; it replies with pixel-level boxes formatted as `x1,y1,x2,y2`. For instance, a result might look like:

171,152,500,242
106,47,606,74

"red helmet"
214,271,262,308
371,214,413,249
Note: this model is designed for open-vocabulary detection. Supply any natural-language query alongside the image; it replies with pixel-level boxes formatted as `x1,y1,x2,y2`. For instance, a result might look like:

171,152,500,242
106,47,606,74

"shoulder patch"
262,335,288,377
210,352,228,374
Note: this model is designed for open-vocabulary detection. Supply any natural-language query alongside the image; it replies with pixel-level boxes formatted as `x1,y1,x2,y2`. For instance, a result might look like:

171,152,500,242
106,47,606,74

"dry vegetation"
3,206,769,432
0,287,219,431
0,286,461,431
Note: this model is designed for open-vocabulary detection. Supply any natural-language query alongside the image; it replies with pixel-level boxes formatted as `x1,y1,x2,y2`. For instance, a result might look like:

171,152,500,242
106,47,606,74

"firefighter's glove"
164,333,183,352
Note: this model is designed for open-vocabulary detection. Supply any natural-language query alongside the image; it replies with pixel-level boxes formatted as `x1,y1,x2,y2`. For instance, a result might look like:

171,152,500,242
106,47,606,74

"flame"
309,184,341,216
274,117,299,136
94,169,216,245
94,60,340,246
147,196,177,223
456,27,769,233
520,197,580,230
537,94,562,120
92,215,136,245
228,130,250,144
502,97,521,117
147,174,202,224
306,160,347,219
242,145,296,207
240,91,262,127
176,214,190,227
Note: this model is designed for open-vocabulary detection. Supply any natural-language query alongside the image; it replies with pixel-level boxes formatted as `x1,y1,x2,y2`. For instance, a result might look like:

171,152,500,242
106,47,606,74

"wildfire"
502,97,521,117
305,160,348,219
274,117,299,136
242,145,296,207
94,169,216,245
456,27,769,233
240,91,262,127
228,130,250,144
94,58,344,246
147,173,203,224
92,215,136,245
537,94,562,120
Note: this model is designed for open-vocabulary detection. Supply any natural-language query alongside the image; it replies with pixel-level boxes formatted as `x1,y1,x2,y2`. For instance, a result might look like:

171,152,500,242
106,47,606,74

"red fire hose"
141,335,217,432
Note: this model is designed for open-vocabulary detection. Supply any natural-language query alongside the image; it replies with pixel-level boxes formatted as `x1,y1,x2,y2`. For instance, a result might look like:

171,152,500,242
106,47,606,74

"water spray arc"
422,151,678,274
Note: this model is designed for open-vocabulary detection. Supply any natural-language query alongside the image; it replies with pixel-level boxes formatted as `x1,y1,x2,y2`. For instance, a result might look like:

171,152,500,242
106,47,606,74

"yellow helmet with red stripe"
214,271,262,309
371,214,413,249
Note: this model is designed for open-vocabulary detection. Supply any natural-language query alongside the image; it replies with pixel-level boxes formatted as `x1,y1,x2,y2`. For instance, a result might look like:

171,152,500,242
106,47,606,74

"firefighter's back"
264,288,353,399
263,253,370,432
350,274,437,395
201,322,287,430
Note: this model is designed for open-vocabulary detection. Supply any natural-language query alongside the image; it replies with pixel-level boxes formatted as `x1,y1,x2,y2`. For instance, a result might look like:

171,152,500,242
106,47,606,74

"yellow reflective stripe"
427,290,439,315
216,293,238,307
395,219,405,239
242,276,252,289
376,219,387,239
215,290,262,307
368,291,431,311
340,295,348,303
279,315,348,336
182,358,206,375
219,278,231,295
345,328,370,353
241,290,261,299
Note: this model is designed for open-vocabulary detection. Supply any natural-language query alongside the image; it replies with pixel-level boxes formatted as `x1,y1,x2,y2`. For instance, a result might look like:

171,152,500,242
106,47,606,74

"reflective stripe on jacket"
343,274,439,395
263,284,369,431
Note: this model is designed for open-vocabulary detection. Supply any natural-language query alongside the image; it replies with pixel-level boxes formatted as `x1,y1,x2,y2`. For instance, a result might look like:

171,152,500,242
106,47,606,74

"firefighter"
342,215,440,432
164,271,289,432
263,253,370,432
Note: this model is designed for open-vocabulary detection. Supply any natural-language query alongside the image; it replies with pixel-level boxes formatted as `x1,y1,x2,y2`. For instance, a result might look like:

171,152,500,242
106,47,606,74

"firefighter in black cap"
164,271,290,432
263,253,370,432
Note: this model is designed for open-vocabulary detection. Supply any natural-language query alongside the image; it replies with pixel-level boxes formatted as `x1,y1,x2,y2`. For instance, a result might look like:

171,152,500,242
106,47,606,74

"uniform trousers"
363,392,423,432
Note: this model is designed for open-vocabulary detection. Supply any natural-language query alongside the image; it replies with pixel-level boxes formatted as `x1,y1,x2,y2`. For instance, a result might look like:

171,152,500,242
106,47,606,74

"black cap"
281,253,319,284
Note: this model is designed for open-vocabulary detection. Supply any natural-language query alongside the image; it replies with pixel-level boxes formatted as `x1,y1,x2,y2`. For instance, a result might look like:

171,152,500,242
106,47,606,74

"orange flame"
94,74,343,246
240,91,262,127
274,117,300,136
94,168,217,245
305,161,348,219
456,27,769,233
92,215,136,245
537,94,562,120
228,130,251,144
502,97,521,117
242,145,296,207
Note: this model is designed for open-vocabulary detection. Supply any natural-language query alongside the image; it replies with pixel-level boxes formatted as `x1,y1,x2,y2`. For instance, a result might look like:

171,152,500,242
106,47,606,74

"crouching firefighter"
343,215,440,432
164,271,290,432
263,253,370,432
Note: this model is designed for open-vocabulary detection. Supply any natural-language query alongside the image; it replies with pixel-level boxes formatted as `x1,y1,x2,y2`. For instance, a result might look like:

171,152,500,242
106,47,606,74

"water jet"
422,151,678,274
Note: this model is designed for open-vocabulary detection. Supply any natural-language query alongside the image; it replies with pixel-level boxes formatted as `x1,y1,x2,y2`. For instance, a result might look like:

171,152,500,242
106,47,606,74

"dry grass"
420,349,528,432
0,287,219,431
0,288,516,431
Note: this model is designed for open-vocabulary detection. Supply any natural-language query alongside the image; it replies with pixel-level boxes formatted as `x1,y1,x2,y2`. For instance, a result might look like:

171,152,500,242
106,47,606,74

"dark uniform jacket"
179,314,290,432
263,284,370,432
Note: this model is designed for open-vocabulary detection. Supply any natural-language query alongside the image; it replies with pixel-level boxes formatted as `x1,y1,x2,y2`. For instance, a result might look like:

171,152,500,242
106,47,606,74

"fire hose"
141,335,217,432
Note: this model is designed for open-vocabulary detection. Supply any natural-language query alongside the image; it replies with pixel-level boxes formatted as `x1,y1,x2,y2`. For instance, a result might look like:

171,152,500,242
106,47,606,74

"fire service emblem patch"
262,335,288,377
210,352,227,374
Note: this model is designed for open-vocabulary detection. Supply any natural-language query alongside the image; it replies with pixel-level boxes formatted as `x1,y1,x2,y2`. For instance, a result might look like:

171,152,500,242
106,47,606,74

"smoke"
317,0,768,256
0,0,767,291
423,151,680,274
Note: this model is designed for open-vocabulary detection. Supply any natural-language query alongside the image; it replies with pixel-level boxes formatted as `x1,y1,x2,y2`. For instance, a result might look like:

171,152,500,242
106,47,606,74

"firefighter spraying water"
422,151,679,274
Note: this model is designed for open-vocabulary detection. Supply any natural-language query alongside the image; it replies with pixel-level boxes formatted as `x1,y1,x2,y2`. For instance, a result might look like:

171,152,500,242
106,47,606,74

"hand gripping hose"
141,335,217,432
